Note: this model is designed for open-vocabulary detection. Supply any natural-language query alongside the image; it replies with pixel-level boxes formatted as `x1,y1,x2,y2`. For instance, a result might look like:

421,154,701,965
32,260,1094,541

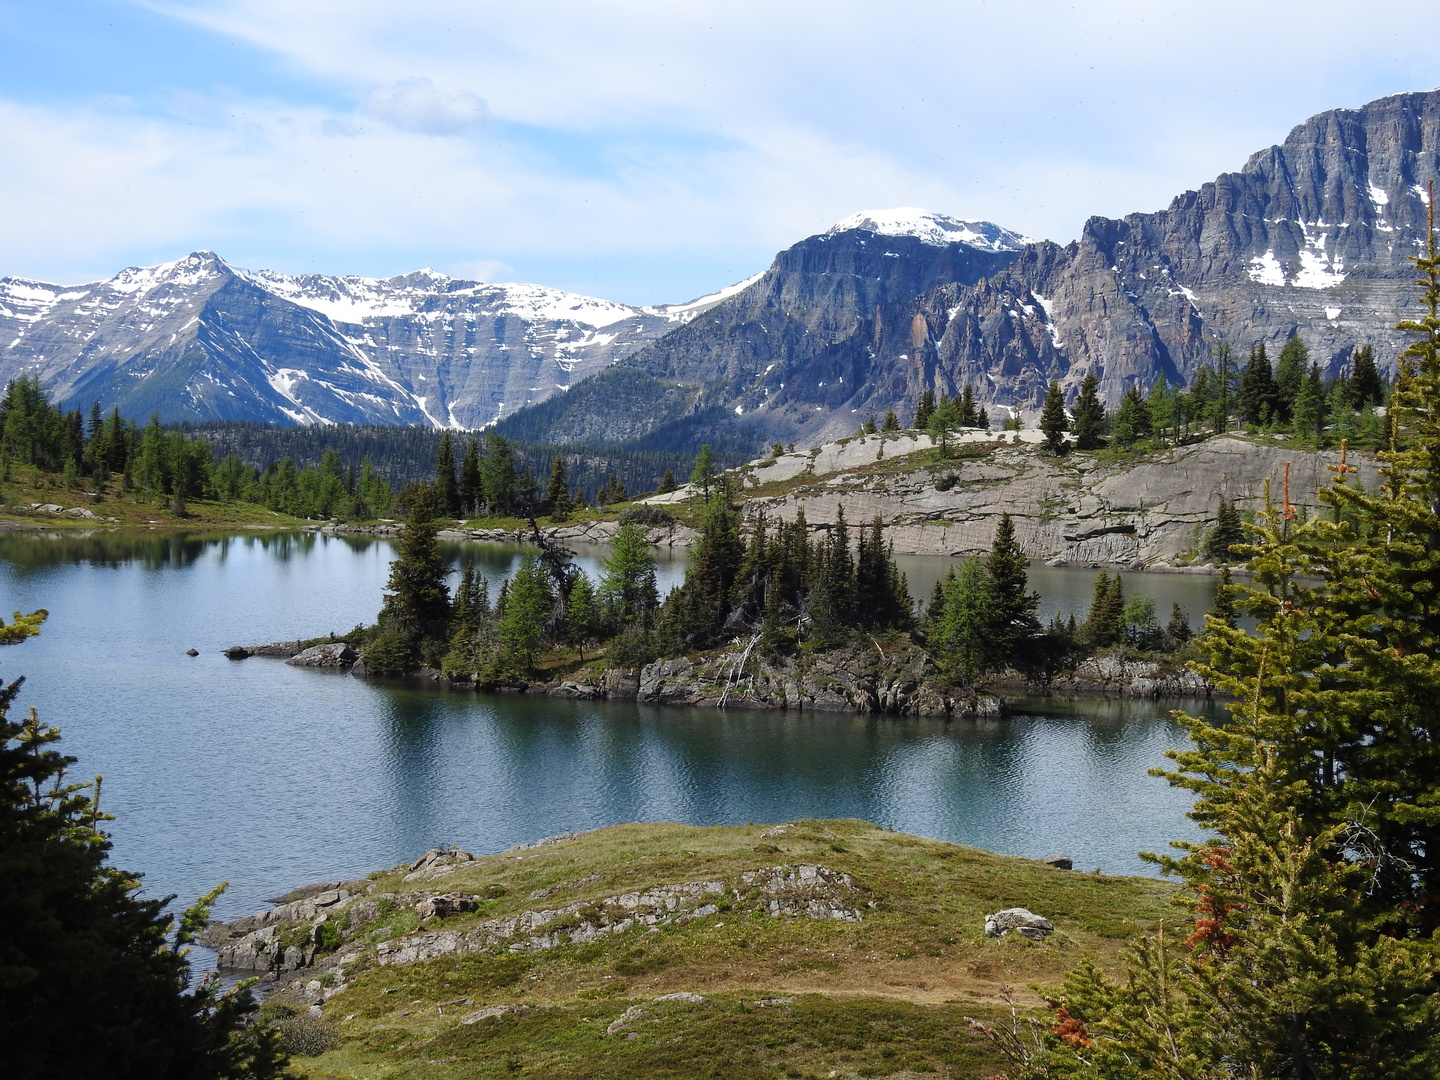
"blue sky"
3,1,1439,304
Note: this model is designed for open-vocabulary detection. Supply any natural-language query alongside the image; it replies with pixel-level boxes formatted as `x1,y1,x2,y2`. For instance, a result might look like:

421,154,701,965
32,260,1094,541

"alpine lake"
0,529,1220,932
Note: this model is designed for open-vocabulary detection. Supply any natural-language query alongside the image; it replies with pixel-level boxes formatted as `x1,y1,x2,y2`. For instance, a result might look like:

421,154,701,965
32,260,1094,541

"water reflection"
1,530,1210,923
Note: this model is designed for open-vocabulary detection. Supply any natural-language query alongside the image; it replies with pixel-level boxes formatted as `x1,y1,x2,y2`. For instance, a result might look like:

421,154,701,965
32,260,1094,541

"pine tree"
1,636,289,1078
598,522,659,627
1204,498,1246,562
433,431,459,517
982,512,1040,666
1347,343,1384,407
369,484,452,671
1071,371,1107,450
913,389,936,430
690,444,717,497
1082,570,1125,647
881,408,900,431
1109,387,1151,448
1274,331,1308,421
658,468,677,494
479,430,516,515
545,454,571,521
862,414,877,434
1238,341,1281,425
1147,375,1176,445
958,384,978,428
1039,380,1068,454
458,436,481,515
1210,340,1235,433
930,559,987,682
1292,360,1327,444
1207,563,1238,628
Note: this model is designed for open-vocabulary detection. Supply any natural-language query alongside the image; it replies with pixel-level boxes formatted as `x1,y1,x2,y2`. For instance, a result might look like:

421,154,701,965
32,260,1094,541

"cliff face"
891,91,1440,413
515,91,1440,449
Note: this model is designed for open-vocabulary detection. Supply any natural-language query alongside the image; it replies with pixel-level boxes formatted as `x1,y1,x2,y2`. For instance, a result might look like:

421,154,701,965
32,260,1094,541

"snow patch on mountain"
828,207,1034,252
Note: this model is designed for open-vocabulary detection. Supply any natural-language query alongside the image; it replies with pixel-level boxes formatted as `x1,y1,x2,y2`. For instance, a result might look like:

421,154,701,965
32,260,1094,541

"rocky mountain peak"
826,207,1035,252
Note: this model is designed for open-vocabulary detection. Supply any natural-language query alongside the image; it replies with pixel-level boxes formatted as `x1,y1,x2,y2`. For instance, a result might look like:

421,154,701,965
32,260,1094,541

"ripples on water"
0,530,1212,920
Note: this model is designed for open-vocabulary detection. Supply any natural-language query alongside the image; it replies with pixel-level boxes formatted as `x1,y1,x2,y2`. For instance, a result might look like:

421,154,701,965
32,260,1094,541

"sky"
2,1,1439,305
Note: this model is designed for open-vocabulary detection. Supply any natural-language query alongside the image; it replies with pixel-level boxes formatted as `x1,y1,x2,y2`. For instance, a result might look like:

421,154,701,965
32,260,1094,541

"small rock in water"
224,646,251,660
1041,854,1073,870
984,907,1055,941
186,648,199,657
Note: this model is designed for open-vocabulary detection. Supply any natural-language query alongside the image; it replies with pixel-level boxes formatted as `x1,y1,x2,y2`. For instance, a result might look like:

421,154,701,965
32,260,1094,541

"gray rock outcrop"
984,907,1055,941
285,643,357,668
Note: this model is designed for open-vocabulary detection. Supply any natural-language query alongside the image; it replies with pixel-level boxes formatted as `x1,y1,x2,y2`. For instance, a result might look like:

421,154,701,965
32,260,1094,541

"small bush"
934,474,958,492
272,1014,338,1057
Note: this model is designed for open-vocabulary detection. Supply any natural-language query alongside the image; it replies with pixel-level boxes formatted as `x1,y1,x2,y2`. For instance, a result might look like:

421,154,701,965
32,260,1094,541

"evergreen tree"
598,522,659,627
1146,375,1176,445
1071,371,1107,450
1,634,289,1079
497,553,550,673
1347,342,1384,407
565,574,597,657
981,512,1040,666
1109,387,1151,448
1209,340,1235,433
1082,570,1125,647
369,484,452,671
957,384,978,428
479,430,516,516
1204,497,1246,562
545,454,571,521
1208,563,1238,628
1293,360,1327,444
881,408,900,431
862,414,877,435
1039,380,1068,454
433,430,459,517
913,389,935,430
1274,331,1308,421
658,468,677,494
1238,341,1280,425
929,560,987,683
458,436,481,515
690,444,717,497
1326,380,1357,444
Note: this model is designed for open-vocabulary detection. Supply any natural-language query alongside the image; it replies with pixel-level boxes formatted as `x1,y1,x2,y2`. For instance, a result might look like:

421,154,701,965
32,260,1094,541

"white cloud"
8,0,1440,300
363,78,491,134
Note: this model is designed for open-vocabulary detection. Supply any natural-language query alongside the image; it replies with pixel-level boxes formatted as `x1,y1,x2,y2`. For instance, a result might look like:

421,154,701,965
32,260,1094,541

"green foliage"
1081,570,1124,648
0,608,47,645
369,485,452,670
1237,341,1280,425
1039,380,1068,454
497,553,551,673
690,444,717,497
1293,360,1327,445
1109,387,1152,449
545,453,571,521
1071,372,1106,450
1203,497,1246,562
0,650,290,1078
1348,342,1384,408
912,389,935,430
598,523,660,628
1274,331,1308,420
433,431,460,517
881,408,900,431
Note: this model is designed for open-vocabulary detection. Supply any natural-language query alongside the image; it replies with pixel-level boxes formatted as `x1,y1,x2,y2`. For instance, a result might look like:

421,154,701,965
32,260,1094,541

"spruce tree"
930,559,987,682
497,553,550,673
881,408,900,431
1292,360,1327,444
545,454,570,521
1238,341,1281,425
982,512,1039,666
913,389,935,430
479,430,516,515
1109,387,1151,448
658,468,677,494
690,444,717,497
369,484,452,670
598,522,659,627
1347,343,1384,407
1,636,289,1079
1204,497,1246,562
433,431,460,517
1274,331,1308,421
1071,371,1106,450
458,436,481,515
1039,380,1068,454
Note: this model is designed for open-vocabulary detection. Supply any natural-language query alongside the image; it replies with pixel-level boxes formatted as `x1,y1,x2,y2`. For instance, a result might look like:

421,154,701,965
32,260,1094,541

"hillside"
210,819,1175,1079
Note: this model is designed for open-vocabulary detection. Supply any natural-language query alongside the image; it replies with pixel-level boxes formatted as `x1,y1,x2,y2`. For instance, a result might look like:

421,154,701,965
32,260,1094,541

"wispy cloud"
7,0,1440,301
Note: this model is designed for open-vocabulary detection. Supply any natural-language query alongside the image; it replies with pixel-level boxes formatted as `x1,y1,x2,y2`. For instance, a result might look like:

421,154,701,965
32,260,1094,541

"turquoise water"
0,530,1207,923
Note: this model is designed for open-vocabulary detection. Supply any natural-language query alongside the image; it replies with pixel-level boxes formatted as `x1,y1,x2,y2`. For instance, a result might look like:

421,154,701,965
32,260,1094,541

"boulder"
286,642,357,668
414,893,479,920
1041,855,1073,870
186,648,199,657
224,646,251,660
403,847,477,881
985,907,1054,941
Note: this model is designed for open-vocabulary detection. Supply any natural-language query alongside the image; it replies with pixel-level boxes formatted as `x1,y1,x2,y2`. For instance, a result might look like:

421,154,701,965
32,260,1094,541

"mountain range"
3,89,1439,446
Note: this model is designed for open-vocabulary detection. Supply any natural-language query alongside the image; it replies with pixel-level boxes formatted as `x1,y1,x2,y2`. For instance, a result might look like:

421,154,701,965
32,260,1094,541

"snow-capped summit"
827,207,1034,253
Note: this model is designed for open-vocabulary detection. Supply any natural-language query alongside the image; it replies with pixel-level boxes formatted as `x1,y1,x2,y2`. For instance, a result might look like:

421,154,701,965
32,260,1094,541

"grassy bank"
266,819,1175,1079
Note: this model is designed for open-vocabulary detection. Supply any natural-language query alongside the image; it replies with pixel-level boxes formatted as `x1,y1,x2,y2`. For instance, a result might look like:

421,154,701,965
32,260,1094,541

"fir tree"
982,512,1040,666
1039,380,1068,454
1274,331,1308,421
1071,371,1107,450
1348,343,1384,408
433,430,459,516
913,389,936,430
368,484,452,670
1207,563,1238,628
545,454,571,521
862,414,877,434
1147,375,1177,445
1082,570,1125,647
658,468,677,494
690,444,717,497
1292,360,1327,444
929,559,986,682
458,436,481,515
1238,341,1280,424
881,408,900,431
1204,497,1246,562
598,522,659,627
1,635,289,1079
1109,387,1151,448
497,553,550,673
479,430,516,515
